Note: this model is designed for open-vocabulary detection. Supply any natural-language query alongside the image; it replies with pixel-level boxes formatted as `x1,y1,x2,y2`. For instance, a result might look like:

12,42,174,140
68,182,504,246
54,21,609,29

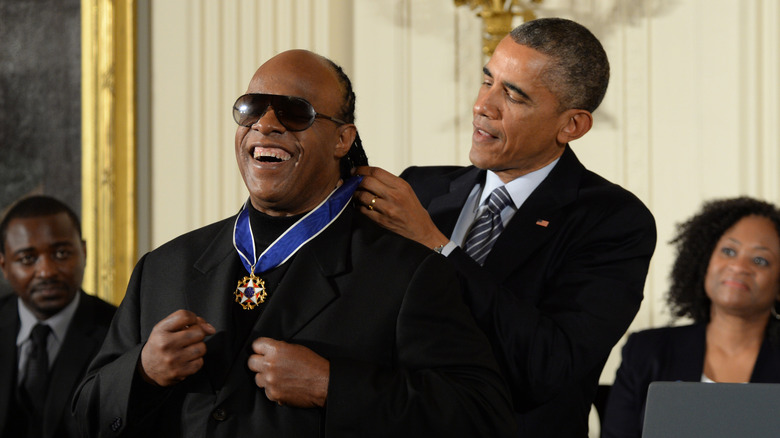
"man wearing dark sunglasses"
74,49,515,437
354,18,657,437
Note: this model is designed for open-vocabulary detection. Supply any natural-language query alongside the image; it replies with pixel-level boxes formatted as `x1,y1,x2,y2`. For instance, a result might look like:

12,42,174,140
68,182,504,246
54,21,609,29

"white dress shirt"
440,158,559,256
16,291,80,384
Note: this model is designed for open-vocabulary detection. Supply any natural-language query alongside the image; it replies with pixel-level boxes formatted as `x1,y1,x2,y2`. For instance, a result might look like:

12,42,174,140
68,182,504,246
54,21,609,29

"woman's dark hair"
667,196,780,327
325,59,368,179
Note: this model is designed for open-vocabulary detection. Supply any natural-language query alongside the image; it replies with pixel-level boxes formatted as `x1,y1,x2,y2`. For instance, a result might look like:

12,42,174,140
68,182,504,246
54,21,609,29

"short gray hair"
510,18,610,113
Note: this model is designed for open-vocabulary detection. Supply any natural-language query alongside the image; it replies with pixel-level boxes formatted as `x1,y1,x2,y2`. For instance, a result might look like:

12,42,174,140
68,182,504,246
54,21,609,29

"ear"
0,252,7,281
771,276,780,311
334,124,357,159
774,298,780,320
556,109,593,145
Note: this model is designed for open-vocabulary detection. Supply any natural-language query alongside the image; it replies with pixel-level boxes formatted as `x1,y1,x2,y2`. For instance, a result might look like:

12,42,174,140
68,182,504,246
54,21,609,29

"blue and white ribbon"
232,176,362,275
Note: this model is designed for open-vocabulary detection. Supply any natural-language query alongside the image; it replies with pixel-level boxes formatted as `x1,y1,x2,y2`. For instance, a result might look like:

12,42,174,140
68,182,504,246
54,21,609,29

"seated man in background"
0,195,117,437
73,49,516,437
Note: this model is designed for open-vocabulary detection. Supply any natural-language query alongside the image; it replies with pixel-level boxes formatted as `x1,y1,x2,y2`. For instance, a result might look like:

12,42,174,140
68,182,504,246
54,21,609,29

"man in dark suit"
0,195,116,437
73,49,516,437
355,18,657,437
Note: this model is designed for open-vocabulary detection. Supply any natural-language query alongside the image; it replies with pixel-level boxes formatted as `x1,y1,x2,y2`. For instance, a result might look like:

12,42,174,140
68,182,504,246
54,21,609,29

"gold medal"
234,273,267,310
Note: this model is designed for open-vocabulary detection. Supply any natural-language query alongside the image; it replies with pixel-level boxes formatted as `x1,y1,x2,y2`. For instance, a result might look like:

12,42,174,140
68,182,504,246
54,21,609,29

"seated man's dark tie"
463,186,512,265
21,323,52,415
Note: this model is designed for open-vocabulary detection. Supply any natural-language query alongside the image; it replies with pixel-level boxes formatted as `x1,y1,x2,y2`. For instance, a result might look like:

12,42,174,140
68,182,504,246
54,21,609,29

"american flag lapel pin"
535,219,549,227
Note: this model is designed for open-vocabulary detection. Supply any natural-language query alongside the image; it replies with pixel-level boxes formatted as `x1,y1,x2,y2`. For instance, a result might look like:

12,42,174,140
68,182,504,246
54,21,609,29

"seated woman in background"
601,196,780,438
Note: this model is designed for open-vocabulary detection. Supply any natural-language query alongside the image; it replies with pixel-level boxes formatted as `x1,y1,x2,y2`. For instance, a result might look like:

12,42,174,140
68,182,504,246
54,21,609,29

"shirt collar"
16,291,81,346
478,157,560,209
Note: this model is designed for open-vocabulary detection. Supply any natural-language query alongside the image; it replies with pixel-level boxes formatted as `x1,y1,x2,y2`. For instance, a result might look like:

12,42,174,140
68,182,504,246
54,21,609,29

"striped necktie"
463,186,512,265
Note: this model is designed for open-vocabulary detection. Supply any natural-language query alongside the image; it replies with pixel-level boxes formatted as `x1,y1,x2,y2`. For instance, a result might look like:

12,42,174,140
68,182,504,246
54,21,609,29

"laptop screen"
642,381,780,438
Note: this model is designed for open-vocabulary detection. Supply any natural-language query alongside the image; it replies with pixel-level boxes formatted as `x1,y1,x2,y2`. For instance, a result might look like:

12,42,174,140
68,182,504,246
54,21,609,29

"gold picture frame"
81,0,136,305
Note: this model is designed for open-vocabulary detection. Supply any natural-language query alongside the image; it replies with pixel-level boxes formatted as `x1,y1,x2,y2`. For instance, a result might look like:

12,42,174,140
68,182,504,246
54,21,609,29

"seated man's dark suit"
73,206,516,437
401,145,657,437
602,323,780,438
0,290,116,437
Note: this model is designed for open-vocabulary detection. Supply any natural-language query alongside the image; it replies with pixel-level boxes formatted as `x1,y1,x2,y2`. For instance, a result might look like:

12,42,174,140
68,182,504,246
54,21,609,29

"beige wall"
143,1,780,431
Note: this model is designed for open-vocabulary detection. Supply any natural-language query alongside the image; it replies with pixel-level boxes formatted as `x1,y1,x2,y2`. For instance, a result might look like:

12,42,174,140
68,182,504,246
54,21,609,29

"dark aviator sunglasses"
232,93,347,132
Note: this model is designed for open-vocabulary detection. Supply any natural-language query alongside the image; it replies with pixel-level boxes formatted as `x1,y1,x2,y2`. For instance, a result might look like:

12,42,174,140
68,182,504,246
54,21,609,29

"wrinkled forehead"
245,51,342,112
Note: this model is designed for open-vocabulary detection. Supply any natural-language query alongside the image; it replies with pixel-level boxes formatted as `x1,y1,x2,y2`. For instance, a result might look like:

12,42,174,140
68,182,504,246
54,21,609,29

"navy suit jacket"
401,146,657,437
602,323,780,437
73,206,516,437
0,290,115,438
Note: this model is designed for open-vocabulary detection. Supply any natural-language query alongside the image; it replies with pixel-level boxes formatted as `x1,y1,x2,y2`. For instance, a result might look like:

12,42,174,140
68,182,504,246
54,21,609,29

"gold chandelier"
454,0,543,56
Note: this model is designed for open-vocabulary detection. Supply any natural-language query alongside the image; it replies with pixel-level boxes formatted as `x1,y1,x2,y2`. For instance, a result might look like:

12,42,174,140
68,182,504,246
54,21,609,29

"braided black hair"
325,59,369,179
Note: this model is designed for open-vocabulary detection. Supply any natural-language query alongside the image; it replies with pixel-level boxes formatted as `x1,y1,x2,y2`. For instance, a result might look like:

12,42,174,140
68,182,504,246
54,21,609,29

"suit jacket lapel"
664,324,780,382
427,167,484,237
750,332,780,382
0,297,19,432
668,324,707,381
423,148,584,281
187,217,245,393
485,146,583,280
190,217,241,331
44,292,100,437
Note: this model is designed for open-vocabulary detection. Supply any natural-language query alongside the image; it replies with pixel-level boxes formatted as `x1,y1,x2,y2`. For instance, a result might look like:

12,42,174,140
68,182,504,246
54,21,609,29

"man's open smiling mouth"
253,146,292,163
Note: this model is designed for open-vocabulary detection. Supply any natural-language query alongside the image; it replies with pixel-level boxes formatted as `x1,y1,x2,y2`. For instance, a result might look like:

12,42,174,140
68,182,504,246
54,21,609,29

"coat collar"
427,167,485,238
665,323,707,381
187,207,353,337
189,217,243,332
751,327,780,382
427,145,584,280
663,322,780,383
484,145,582,279
189,208,354,404
44,291,103,437
251,205,352,341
